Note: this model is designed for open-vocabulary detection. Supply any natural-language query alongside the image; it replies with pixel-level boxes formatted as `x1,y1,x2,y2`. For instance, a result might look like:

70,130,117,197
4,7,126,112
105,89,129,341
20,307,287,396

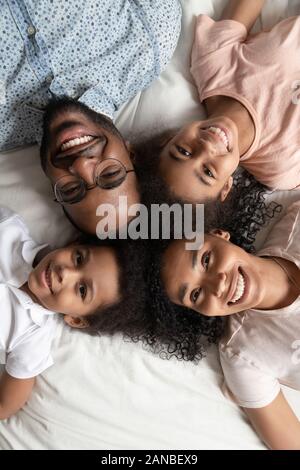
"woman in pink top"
140,0,300,204
157,200,300,450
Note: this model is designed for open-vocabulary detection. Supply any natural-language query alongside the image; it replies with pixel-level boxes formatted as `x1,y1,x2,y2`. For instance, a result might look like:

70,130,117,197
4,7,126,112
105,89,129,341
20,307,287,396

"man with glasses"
0,0,182,234
40,98,138,234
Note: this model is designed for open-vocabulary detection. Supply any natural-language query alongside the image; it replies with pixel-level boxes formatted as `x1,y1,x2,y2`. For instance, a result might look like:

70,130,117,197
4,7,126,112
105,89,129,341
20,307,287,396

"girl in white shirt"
154,200,300,449
0,207,144,420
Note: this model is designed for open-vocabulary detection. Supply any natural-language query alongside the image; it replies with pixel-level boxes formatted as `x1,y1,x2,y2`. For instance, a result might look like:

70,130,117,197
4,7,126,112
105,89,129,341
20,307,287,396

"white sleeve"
220,348,281,409
5,322,55,379
0,207,47,284
0,206,16,224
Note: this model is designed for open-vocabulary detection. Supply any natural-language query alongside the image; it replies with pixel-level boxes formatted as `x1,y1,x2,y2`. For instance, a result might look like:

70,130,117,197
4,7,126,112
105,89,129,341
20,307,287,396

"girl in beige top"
143,0,300,205
160,200,300,450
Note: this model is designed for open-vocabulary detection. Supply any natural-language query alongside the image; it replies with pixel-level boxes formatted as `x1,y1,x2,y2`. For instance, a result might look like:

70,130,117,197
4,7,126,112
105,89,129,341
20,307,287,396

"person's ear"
129,150,136,163
125,140,131,150
125,141,136,164
209,228,231,241
63,315,89,329
219,176,233,202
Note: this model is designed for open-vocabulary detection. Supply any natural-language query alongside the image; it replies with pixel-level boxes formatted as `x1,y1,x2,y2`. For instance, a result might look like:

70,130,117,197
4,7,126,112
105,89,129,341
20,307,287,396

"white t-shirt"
219,201,300,408
0,208,57,379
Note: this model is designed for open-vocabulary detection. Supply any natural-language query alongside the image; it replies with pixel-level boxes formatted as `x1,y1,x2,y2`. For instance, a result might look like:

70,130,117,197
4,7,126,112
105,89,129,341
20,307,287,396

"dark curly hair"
204,168,283,253
134,241,225,362
60,130,282,362
71,238,148,338
133,130,184,207
127,169,282,363
134,129,282,251
75,149,282,361
68,236,224,362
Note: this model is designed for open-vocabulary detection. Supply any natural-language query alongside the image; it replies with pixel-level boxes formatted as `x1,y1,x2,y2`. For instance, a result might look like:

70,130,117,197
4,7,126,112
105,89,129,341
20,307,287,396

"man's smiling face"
40,98,140,235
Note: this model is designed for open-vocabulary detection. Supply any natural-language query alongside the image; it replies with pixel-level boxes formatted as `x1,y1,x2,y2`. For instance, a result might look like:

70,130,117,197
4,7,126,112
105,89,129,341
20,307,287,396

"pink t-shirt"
191,15,300,190
219,201,300,408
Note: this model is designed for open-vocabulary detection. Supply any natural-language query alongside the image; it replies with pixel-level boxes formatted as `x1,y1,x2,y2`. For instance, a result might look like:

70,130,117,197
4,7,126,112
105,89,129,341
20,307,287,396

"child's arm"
221,0,266,33
0,371,35,420
245,391,300,450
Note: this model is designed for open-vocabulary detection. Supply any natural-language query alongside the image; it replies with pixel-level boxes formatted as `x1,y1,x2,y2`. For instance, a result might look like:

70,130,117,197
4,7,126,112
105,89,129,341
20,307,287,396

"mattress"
0,0,300,450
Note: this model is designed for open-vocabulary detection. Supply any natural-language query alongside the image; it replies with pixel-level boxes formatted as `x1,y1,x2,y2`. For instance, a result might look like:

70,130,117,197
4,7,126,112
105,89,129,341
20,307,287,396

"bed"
1,0,300,450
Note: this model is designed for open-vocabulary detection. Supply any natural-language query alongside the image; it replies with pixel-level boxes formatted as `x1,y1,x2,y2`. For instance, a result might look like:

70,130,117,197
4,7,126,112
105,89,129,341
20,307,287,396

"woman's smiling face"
161,231,266,317
158,117,240,203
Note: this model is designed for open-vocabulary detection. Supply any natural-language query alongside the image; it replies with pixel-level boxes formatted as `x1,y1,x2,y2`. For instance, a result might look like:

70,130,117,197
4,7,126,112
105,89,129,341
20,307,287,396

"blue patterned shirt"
0,0,181,151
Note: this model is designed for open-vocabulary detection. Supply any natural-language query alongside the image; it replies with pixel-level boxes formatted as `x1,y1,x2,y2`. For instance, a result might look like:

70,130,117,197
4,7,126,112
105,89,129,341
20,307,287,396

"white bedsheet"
1,0,300,450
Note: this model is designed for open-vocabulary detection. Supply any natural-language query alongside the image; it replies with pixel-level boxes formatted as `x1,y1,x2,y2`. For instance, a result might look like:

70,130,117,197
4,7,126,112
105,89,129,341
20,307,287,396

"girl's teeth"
230,272,245,304
207,126,229,151
61,135,94,151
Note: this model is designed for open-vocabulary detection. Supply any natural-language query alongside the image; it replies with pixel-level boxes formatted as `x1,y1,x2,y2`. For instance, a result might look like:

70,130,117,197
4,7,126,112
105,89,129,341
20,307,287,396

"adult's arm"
221,0,266,33
245,391,300,450
0,370,35,420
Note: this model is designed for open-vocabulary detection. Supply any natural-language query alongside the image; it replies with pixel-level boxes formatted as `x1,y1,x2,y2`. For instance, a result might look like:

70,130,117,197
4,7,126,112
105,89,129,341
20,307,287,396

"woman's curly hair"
133,176,282,362
71,237,224,362
72,132,282,362
204,168,283,253
132,133,283,361
133,241,225,362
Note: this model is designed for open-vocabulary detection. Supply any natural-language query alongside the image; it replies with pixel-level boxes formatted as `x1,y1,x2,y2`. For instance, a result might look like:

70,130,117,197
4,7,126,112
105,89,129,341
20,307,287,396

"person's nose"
198,138,217,158
192,140,217,171
55,264,78,288
69,155,98,185
206,272,227,298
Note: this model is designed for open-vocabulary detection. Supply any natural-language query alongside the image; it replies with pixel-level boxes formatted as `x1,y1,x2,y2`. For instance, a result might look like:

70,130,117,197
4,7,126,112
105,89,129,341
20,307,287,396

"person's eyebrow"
168,151,181,162
84,247,91,264
83,248,94,304
194,170,211,187
85,279,95,304
176,251,198,304
168,152,211,187
169,150,211,187
177,283,188,304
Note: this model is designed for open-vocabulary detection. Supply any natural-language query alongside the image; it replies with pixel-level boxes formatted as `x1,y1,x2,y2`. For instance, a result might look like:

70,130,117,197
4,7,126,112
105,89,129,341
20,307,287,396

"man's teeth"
207,126,229,150
230,272,245,303
61,135,94,151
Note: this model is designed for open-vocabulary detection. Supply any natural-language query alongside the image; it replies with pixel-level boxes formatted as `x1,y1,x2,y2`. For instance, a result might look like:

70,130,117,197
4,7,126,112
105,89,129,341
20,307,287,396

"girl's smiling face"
161,231,266,317
28,244,120,324
158,117,240,203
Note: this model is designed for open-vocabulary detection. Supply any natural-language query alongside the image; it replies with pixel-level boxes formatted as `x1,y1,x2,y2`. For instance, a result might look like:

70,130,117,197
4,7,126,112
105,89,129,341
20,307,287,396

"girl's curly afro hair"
129,169,282,363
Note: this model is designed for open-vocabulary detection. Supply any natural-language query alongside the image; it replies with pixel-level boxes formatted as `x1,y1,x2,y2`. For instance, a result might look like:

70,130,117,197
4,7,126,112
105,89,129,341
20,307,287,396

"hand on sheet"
0,371,35,420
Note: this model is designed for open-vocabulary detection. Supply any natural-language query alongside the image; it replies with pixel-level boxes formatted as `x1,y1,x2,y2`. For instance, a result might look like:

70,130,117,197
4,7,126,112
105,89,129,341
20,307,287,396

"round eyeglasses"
53,158,135,205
